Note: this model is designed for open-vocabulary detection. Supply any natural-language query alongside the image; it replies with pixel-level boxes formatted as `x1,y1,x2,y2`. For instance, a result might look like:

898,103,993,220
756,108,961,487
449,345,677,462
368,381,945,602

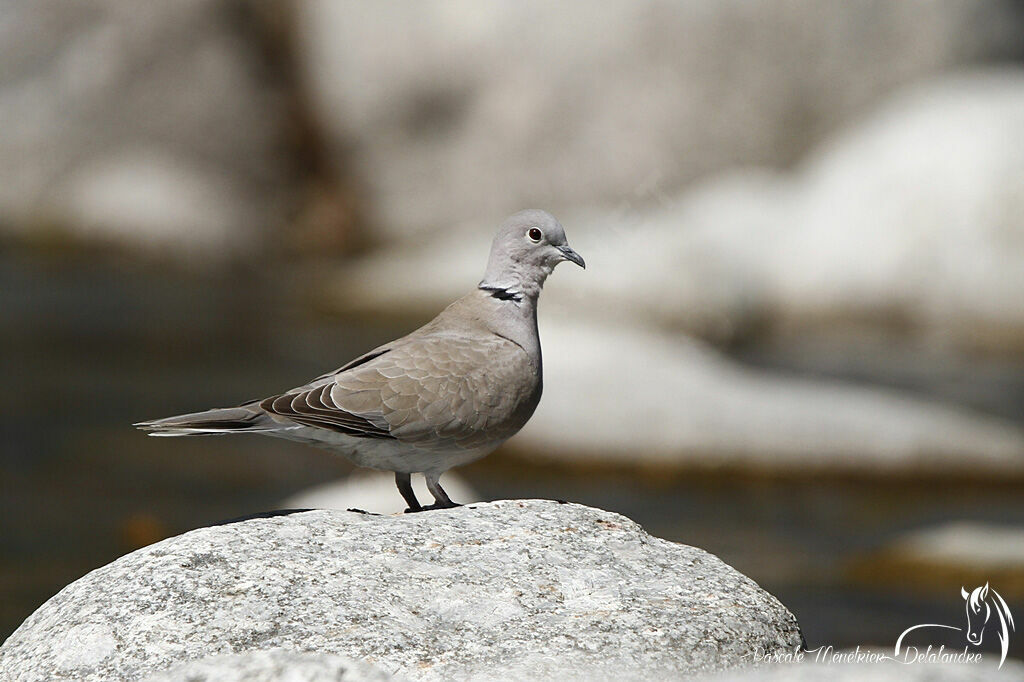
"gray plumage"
136,209,584,511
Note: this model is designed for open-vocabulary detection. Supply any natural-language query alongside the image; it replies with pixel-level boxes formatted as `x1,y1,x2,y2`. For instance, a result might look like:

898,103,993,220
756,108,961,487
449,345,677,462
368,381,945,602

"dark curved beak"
557,245,586,269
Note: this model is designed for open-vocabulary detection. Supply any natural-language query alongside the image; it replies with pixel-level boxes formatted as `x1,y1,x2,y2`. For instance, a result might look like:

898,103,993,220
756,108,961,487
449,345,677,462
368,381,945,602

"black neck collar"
479,285,523,302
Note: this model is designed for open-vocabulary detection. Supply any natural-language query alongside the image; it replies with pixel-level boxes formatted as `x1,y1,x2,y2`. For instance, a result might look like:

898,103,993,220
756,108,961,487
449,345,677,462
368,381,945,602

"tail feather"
135,405,276,437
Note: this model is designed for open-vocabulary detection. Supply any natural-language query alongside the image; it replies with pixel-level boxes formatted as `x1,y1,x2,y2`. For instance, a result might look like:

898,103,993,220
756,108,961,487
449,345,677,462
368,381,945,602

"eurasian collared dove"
136,210,584,511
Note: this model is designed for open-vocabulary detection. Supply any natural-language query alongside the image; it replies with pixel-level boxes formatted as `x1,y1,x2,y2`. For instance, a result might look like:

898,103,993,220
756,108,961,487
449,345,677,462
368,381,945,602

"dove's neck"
476,260,551,363
478,260,551,303
468,282,542,363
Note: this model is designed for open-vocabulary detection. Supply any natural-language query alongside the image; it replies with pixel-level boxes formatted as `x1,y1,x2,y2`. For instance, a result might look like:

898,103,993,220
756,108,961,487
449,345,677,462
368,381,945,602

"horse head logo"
961,583,1014,656
962,584,990,645
896,583,1015,669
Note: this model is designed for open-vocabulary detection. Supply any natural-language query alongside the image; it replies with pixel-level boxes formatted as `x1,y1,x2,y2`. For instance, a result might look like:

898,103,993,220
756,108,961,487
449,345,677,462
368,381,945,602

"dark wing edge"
259,385,394,440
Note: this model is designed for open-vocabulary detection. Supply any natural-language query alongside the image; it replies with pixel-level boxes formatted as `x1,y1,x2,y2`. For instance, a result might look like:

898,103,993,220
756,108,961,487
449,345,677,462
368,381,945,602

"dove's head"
479,209,584,299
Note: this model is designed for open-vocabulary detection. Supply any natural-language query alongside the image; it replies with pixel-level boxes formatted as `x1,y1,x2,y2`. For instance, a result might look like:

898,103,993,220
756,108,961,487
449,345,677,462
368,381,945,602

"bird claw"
404,502,462,513
423,501,462,511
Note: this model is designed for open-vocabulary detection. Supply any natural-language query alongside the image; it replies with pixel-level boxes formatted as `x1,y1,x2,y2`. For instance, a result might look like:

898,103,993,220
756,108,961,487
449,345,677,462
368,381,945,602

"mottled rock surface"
142,649,403,682
0,501,802,681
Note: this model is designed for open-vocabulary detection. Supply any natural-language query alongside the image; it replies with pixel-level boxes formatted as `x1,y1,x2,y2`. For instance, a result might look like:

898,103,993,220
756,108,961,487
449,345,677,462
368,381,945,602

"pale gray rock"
142,649,404,682
282,471,480,515
0,501,802,682
295,0,1024,239
0,0,291,258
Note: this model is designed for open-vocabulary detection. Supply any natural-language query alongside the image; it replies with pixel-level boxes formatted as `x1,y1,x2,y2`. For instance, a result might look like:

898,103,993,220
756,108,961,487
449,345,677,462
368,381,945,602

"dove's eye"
527,228,543,242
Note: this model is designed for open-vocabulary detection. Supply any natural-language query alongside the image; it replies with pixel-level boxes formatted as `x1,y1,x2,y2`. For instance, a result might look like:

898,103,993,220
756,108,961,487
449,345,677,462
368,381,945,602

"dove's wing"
261,331,540,451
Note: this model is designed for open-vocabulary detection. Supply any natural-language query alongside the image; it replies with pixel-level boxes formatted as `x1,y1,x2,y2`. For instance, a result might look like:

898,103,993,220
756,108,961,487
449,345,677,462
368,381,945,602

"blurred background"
3,0,1024,659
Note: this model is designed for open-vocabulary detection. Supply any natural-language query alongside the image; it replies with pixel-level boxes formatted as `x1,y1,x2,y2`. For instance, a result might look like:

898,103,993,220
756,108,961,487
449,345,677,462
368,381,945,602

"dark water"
2,247,1023,661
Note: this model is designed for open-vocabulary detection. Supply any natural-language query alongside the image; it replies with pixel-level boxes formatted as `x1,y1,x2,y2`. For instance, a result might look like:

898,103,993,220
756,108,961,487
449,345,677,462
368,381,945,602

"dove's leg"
396,472,422,513
423,473,461,510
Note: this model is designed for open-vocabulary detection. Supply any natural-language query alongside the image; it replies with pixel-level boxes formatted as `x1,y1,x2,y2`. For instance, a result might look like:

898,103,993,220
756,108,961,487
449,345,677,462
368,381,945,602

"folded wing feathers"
139,332,536,449
259,385,394,440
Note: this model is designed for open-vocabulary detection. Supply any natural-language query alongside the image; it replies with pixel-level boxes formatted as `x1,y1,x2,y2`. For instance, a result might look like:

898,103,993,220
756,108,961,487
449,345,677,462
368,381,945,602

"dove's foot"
422,501,462,511
424,473,462,510
396,472,462,512
403,501,461,513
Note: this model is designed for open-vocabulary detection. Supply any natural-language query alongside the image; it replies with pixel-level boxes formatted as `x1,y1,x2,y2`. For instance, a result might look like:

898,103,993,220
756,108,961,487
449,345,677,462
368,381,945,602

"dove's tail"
135,403,278,436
